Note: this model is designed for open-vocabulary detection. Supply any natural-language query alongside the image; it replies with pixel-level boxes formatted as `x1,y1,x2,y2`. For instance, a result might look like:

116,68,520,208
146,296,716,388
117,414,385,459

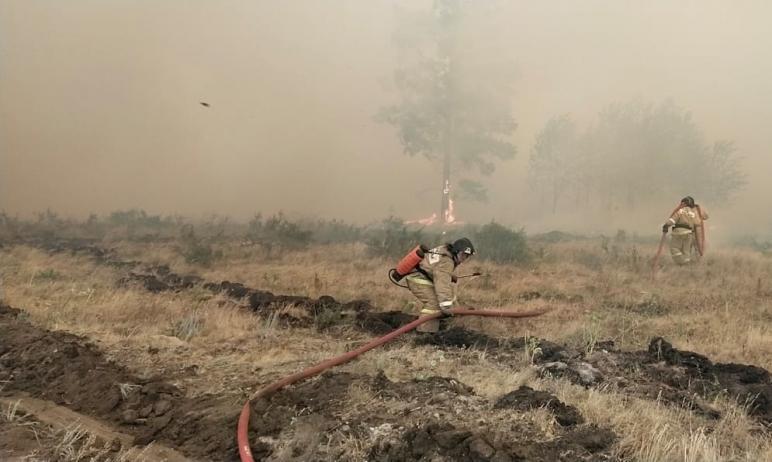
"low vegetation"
0,212,770,460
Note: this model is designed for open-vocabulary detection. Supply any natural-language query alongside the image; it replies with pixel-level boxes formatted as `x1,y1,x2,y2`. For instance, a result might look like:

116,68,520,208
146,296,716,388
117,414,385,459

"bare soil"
0,303,239,461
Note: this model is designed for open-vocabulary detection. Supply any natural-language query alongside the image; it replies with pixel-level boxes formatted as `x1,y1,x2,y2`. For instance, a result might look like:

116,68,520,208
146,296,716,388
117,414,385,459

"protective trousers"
406,275,453,333
670,232,695,265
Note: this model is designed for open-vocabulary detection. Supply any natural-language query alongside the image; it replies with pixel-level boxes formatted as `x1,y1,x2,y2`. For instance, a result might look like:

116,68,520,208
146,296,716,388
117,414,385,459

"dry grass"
547,379,772,461
1,238,771,461
0,246,347,398
104,239,772,369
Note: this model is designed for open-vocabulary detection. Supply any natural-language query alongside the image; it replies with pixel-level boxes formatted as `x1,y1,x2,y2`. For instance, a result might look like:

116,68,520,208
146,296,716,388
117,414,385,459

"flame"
407,180,461,225
444,196,456,224
407,213,438,226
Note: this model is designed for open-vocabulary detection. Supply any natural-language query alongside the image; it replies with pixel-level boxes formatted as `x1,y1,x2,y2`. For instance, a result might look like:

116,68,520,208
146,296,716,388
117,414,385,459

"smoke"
1,1,771,234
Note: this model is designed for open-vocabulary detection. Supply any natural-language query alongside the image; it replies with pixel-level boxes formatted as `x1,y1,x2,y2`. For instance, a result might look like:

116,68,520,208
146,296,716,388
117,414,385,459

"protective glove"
439,306,454,317
662,223,671,233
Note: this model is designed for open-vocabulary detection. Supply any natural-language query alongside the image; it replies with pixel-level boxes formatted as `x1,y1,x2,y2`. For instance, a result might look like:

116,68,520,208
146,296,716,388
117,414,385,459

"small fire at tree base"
408,180,460,226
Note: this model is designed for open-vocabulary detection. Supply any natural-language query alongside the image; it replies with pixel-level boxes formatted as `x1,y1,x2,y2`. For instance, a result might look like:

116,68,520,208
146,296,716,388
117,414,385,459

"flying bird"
199,102,210,107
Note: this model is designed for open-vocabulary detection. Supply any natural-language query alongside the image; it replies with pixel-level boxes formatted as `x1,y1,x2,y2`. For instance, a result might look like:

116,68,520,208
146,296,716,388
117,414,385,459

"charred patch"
494,386,584,427
542,337,772,424
369,421,616,462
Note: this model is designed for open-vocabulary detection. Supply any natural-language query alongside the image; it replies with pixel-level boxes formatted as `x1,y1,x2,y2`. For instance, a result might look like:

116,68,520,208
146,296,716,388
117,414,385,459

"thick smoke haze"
2,1,771,235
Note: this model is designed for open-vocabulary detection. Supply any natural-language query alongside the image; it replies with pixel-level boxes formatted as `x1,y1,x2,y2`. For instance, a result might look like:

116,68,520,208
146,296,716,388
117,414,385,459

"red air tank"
392,245,428,281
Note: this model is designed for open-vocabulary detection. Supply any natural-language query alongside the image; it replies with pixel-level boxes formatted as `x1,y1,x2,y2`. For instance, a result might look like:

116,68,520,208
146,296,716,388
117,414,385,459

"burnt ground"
531,337,772,425
0,303,240,461
418,328,772,426
248,371,617,462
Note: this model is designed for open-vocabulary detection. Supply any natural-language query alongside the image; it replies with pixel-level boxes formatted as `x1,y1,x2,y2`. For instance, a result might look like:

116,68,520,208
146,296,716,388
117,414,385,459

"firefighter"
405,238,475,333
662,196,709,265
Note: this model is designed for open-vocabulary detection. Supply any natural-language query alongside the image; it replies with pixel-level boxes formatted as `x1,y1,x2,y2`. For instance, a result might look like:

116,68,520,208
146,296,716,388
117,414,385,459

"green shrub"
179,225,219,266
473,222,529,264
365,217,426,259
246,212,312,252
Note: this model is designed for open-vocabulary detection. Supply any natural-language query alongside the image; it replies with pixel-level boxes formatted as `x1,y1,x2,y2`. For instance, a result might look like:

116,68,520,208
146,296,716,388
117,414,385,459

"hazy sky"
2,1,771,232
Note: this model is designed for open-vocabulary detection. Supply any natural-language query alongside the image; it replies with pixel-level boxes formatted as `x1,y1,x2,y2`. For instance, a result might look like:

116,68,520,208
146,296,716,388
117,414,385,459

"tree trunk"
440,145,451,222
440,115,453,222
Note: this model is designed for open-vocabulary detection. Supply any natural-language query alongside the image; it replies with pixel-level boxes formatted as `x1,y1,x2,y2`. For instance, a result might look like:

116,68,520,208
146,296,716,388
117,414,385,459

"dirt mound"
36,238,141,269
119,271,203,293
494,386,584,426
249,371,357,437
367,422,497,462
647,337,772,424
537,336,772,424
368,421,616,462
371,372,475,402
117,263,419,335
0,303,239,460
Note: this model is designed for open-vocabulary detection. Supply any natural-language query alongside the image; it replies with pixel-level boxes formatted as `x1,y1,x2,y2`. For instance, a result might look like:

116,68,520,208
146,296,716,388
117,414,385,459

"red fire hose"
236,307,548,462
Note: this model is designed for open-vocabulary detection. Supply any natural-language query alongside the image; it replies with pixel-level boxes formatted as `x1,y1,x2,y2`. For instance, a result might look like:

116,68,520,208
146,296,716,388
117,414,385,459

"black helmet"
451,238,475,256
681,196,695,207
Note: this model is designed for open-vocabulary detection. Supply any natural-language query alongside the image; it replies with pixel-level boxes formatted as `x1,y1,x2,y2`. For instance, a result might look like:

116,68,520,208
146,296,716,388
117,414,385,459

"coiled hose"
236,306,548,462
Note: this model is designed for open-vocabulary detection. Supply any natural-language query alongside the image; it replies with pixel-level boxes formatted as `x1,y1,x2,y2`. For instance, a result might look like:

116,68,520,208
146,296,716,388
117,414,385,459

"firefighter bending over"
404,238,475,333
661,196,708,265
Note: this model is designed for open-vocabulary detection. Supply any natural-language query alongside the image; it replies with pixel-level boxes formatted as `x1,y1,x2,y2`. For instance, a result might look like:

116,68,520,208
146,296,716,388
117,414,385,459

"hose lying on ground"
236,306,549,462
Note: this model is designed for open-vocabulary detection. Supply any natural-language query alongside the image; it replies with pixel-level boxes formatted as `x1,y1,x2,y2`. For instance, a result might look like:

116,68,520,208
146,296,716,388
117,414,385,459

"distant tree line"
0,209,530,265
528,101,746,214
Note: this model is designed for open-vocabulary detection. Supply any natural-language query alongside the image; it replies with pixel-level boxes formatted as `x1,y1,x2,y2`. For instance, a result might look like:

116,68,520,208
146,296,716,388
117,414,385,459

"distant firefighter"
661,196,709,265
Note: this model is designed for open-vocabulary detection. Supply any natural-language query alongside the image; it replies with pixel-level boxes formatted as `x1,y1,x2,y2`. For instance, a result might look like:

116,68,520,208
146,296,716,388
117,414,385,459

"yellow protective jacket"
411,245,457,310
667,205,709,235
